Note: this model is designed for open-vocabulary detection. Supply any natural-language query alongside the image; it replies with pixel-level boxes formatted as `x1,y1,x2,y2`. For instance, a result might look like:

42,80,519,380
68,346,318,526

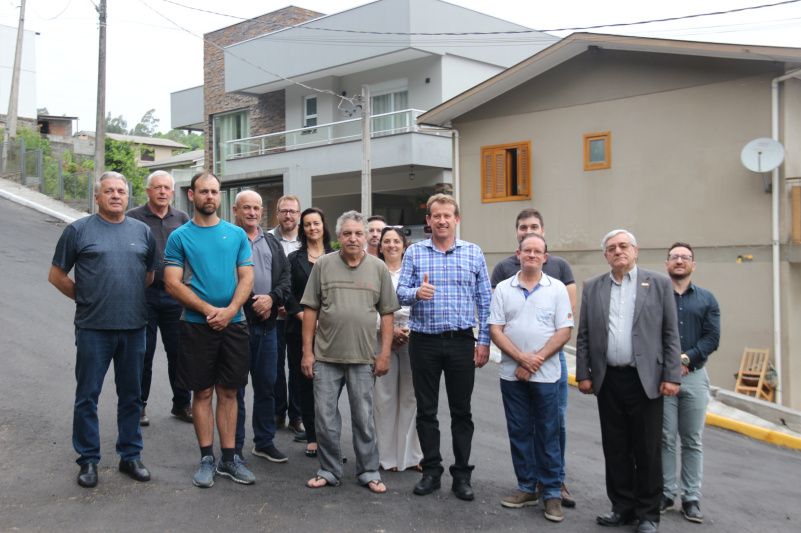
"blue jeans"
500,378,561,501
73,328,145,465
142,287,190,408
558,351,568,482
235,324,278,452
313,362,380,486
662,368,709,502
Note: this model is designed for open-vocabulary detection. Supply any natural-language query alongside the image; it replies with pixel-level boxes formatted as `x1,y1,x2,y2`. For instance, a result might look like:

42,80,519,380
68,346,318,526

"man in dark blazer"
576,229,681,533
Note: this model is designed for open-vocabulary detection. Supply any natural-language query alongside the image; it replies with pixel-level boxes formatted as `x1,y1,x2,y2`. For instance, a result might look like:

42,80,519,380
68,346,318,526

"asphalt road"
1,197,800,532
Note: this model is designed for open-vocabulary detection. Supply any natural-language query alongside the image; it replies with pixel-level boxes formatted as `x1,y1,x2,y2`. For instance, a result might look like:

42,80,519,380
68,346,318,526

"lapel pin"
641,282,650,287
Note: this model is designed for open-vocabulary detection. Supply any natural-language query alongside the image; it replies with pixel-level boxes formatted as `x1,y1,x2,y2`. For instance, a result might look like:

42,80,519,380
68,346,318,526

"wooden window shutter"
518,142,531,197
493,149,507,198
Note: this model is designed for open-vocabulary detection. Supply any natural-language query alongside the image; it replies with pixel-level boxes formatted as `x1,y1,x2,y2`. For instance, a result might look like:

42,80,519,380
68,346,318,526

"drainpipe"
770,67,801,405
452,127,460,240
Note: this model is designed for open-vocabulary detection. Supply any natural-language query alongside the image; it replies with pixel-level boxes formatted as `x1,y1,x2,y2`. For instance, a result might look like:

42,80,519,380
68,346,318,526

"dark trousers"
142,287,190,408
409,331,475,480
274,320,302,422
286,330,316,444
597,366,664,523
235,323,278,453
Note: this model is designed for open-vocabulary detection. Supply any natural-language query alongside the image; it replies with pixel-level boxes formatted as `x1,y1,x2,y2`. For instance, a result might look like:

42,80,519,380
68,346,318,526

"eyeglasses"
278,209,299,216
668,254,693,262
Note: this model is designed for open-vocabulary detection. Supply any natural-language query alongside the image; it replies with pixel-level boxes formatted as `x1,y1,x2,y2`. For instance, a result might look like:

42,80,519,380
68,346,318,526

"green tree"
105,113,128,134
105,138,147,205
156,128,204,151
130,108,160,137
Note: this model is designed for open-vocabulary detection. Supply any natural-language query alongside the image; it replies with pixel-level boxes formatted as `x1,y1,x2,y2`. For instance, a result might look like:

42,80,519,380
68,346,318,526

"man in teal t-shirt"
164,172,255,489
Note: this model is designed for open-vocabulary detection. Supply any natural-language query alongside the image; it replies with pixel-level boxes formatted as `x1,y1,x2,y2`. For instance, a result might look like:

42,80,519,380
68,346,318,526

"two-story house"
170,0,556,226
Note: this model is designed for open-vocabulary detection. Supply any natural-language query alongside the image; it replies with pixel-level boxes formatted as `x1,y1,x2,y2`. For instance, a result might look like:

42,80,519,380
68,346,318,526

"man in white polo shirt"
489,233,573,524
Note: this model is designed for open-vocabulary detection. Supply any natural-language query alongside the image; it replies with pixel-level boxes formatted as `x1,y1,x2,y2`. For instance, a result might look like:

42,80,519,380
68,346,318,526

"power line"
297,0,801,35
159,0,246,20
138,0,360,105
33,0,72,21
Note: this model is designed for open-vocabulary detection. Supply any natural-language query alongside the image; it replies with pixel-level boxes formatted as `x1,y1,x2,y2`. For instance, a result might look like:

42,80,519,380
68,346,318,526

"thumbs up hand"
417,272,435,301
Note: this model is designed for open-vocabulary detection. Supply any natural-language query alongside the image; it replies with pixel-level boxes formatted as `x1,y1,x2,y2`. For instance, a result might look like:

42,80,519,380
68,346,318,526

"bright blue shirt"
164,220,253,324
397,238,491,345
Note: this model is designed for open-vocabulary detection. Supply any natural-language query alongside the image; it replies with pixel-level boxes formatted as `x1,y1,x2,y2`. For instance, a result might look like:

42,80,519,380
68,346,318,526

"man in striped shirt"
397,193,492,502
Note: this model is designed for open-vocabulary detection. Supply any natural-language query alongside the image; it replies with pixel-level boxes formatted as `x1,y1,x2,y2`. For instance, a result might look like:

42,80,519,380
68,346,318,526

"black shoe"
77,463,98,488
596,510,637,527
452,478,474,501
413,475,441,496
660,495,674,514
681,500,704,524
636,520,659,533
171,404,193,423
119,459,151,482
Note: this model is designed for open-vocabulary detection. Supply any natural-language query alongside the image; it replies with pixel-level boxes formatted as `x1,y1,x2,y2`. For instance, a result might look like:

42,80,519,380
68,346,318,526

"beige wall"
453,50,801,407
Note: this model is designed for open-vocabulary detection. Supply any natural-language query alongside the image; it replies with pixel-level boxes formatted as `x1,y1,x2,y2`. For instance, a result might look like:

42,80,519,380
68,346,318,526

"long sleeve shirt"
674,283,720,370
397,238,491,345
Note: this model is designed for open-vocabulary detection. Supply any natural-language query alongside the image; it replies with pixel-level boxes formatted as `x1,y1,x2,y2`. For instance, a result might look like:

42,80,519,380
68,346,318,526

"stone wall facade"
203,7,323,173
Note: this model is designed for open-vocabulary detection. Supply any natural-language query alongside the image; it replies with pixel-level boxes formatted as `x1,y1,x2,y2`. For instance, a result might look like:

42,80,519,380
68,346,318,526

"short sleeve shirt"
301,252,400,364
164,220,253,324
489,272,574,382
52,214,156,329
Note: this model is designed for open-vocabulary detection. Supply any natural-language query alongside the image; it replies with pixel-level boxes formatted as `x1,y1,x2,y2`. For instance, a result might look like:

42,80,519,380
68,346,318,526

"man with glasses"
576,229,681,533
269,195,305,438
661,243,720,524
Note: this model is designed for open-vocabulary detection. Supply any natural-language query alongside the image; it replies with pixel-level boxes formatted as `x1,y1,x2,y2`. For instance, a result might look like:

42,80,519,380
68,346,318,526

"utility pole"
2,0,26,173
93,0,107,210
360,84,372,217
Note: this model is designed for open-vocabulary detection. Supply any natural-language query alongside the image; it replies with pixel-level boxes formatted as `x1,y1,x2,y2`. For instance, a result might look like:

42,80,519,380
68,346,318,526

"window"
212,110,250,176
371,90,409,134
584,131,611,170
140,147,155,162
303,96,318,128
480,141,531,203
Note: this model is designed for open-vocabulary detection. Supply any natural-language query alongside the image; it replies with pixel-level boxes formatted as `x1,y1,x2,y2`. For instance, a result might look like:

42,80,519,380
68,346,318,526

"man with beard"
660,243,720,524
269,195,304,437
366,215,386,257
164,172,255,488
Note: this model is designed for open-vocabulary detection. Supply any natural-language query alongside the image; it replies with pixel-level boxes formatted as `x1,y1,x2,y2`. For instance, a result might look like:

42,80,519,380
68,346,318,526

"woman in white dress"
374,226,423,471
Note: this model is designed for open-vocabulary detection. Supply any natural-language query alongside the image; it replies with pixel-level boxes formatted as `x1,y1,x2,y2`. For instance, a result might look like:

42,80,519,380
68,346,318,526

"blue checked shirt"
397,238,492,345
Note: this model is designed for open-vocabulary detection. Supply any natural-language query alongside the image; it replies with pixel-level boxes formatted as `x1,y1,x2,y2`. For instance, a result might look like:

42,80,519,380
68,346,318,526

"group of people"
49,169,719,532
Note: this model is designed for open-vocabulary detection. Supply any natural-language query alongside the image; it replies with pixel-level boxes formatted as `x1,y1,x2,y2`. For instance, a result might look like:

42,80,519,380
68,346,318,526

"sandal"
306,475,329,489
366,479,387,494
305,444,317,458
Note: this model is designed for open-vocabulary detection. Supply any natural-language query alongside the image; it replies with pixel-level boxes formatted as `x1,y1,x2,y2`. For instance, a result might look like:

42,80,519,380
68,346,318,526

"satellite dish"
741,138,785,173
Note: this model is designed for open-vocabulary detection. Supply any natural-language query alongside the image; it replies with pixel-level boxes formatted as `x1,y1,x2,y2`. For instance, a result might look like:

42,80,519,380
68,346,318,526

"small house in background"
72,131,188,165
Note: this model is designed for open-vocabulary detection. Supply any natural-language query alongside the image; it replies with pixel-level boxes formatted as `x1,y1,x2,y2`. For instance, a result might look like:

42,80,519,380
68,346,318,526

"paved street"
1,197,800,532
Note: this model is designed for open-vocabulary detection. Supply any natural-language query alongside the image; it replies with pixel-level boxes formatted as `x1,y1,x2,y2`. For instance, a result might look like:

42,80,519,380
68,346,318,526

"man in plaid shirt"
397,193,491,502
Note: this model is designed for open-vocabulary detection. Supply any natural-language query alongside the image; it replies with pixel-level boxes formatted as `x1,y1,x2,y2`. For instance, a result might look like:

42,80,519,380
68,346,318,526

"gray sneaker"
216,454,255,485
544,498,565,523
500,489,539,508
193,456,216,488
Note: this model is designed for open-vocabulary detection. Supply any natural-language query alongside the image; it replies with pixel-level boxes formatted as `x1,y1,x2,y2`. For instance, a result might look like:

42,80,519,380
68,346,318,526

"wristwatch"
680,353,690,366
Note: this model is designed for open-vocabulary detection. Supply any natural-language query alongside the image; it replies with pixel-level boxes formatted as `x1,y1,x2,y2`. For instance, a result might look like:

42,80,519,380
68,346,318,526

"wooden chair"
734,348,775,402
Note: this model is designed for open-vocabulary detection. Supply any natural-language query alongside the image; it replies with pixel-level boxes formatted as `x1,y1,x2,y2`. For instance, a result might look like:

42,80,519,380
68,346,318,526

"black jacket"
284,246,332,335
244,231,291,329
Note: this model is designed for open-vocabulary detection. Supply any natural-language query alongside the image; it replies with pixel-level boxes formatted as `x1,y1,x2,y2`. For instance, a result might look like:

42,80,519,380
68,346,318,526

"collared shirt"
674,283,720,370
489,272,573,383
397,238,492,345
606,265,638,367
249,227,273,296
269,226,301,257
127,204,189,284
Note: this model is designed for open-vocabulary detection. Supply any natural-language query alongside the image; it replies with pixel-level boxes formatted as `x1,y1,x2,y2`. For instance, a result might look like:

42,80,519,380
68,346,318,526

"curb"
0,188,81,224
567,373,801,451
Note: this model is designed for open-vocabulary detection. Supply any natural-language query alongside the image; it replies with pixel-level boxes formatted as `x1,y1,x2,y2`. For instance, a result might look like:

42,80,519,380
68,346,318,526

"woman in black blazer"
284,207,333,458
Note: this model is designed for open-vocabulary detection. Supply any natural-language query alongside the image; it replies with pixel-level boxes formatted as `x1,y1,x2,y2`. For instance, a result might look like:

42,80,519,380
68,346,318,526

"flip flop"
306,475,329,489
304,447,317,458
366,479,387,494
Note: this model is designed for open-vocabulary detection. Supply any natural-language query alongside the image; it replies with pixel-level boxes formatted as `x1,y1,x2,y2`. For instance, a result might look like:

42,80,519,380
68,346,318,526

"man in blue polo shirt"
490,233,573,523
164,171,254,488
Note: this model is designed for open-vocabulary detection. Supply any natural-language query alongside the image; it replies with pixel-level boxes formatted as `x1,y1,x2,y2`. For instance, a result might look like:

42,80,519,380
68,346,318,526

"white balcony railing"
224,109,449,161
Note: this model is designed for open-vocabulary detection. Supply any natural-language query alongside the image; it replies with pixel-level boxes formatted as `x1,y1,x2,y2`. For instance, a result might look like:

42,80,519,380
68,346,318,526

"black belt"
607,365,637,372
413,328,473,339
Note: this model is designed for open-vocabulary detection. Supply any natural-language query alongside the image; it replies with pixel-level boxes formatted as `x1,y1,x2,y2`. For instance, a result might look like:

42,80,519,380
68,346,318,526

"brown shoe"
139,407,150,427
561,483,576,508
170,404,193,423
500,489,538,508
544,498,564,522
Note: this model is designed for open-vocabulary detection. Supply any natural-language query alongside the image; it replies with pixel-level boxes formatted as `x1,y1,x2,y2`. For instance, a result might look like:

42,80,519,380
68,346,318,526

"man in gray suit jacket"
576,229,681,533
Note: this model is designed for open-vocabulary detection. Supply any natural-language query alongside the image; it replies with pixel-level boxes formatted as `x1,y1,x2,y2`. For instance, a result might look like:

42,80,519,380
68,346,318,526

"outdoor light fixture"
409,165,415,181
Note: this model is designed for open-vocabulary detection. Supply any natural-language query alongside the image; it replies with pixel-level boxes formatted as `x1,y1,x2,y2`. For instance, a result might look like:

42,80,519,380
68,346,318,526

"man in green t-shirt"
300,210,399,493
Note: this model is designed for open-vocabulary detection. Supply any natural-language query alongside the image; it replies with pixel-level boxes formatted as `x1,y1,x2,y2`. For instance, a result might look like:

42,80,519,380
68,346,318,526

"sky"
2,0,801,133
